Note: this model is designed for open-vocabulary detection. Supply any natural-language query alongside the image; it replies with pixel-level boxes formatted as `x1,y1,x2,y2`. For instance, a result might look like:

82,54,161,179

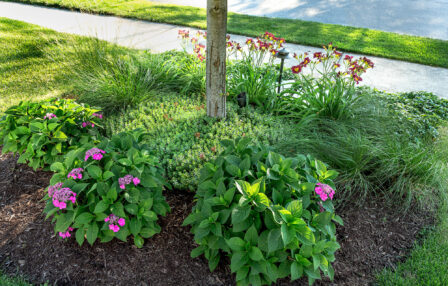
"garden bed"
0,151,433,285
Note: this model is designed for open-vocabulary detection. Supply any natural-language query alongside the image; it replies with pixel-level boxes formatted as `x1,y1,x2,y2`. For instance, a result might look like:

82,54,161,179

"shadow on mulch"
0,152,434,286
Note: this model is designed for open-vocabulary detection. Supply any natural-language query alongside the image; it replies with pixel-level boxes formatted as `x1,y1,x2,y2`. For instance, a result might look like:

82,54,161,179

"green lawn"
0,17,78,112
377,206,448,285
0,272,32,286
4,0,448,68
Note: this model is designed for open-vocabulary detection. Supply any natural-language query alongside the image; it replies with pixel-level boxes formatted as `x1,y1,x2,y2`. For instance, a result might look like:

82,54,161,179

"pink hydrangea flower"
118,174,137,190
58,227,74,239
92,113,103,119
104,214,125,233
48,183,77,210
67,168,84,180
81,122,95,128
85,148,106,161
315,183,335,202
44,113,57,120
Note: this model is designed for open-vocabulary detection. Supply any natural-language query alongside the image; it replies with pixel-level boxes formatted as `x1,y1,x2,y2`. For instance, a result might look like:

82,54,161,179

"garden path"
149,0,448,40
1,2,447,98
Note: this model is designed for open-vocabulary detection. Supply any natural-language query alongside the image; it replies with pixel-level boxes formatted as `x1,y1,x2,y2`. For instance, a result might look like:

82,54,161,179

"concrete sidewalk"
0,2,447,98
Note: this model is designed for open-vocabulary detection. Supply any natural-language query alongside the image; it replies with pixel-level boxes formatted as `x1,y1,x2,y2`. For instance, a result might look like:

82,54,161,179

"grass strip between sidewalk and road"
4,0,448,68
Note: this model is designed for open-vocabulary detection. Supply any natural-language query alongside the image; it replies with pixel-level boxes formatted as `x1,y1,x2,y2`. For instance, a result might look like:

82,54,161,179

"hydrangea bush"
43,130,170,248
183,138,343,285
0,98,102,169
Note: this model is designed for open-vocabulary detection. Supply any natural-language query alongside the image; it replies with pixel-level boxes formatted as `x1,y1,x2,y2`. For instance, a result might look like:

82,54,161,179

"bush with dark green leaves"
0,98,101,169
380,90,448,139
105,92,294,190
183,138,342,285
43,130,170,248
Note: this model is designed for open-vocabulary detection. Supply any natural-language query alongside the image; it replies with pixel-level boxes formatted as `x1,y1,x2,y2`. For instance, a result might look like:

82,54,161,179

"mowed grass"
377,206,448,285
5,0,448,68
0,17,78,112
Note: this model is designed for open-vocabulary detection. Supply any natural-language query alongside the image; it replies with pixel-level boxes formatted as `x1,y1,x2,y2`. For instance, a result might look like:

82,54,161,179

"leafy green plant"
183,138,342,285
0,98,101,170
43,130,170,248
105,91,294,190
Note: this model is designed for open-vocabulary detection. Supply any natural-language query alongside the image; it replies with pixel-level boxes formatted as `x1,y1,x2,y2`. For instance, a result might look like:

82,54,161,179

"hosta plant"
0,98,102,170
43,130,170,248
183,138,343,285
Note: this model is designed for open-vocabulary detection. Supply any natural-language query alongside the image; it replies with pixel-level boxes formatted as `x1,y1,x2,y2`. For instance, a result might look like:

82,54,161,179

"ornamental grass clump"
184,138,342,285
0,98,102,170
43,130,170,248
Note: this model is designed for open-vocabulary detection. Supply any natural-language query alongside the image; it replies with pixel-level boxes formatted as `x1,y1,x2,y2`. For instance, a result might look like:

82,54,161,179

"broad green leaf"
93,200,109,214
76,228,86,246
231,205,251,224
230,252,249,273
291,261,303,281
134,235,144,248
287,200,303,218
244,225,258,245
87,165,102,180
75,212,95,225
267,228,283,253
226,237,246,251
129,218,142,235
249,247,264,261
86,222,99,245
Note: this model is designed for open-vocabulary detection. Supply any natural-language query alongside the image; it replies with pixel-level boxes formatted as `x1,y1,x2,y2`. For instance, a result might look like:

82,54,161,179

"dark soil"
0,152,433,286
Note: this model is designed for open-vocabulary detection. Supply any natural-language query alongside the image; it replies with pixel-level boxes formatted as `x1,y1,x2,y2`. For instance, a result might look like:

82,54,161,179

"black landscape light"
237,92,247,107
275,48,291,93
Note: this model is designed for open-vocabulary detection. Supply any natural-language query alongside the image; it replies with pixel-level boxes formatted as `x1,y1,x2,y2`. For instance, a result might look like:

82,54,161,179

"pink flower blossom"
92,113,103,119
67,168,84,180
82,122,87,128
85,148,106,161
104,214,125,233
44,113,57,120
59,227,74,239
133,177,140,186
48,183,76,209
315,183,335,202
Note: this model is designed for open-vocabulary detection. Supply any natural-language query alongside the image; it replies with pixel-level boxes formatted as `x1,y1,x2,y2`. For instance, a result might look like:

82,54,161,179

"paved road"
152,0,448,40
0,2,447,97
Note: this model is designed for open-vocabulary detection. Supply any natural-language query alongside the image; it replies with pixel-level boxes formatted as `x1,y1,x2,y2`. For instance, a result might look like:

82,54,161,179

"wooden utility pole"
206,0,227,118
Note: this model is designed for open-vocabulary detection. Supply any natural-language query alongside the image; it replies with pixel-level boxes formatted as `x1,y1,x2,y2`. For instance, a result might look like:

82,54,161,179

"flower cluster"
59,227,74,239
67,168,83,180
48,183,77,209
290,43,374,85
118,174,140,190
84,148,105,161
315,183,335,201
43,113,57,120
92,113,103,119
104,214,126,232
82,122,95,128
178,29,189,39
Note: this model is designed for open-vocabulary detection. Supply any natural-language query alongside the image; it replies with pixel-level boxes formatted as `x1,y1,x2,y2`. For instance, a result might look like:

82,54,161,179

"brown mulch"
0,152,433,286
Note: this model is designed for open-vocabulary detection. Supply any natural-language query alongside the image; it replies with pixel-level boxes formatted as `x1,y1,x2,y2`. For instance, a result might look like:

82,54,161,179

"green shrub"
43,131,170,248
380,90,448,138
277,93,448,209
183,138,342,285
0,98,101,170
104,92,294,190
